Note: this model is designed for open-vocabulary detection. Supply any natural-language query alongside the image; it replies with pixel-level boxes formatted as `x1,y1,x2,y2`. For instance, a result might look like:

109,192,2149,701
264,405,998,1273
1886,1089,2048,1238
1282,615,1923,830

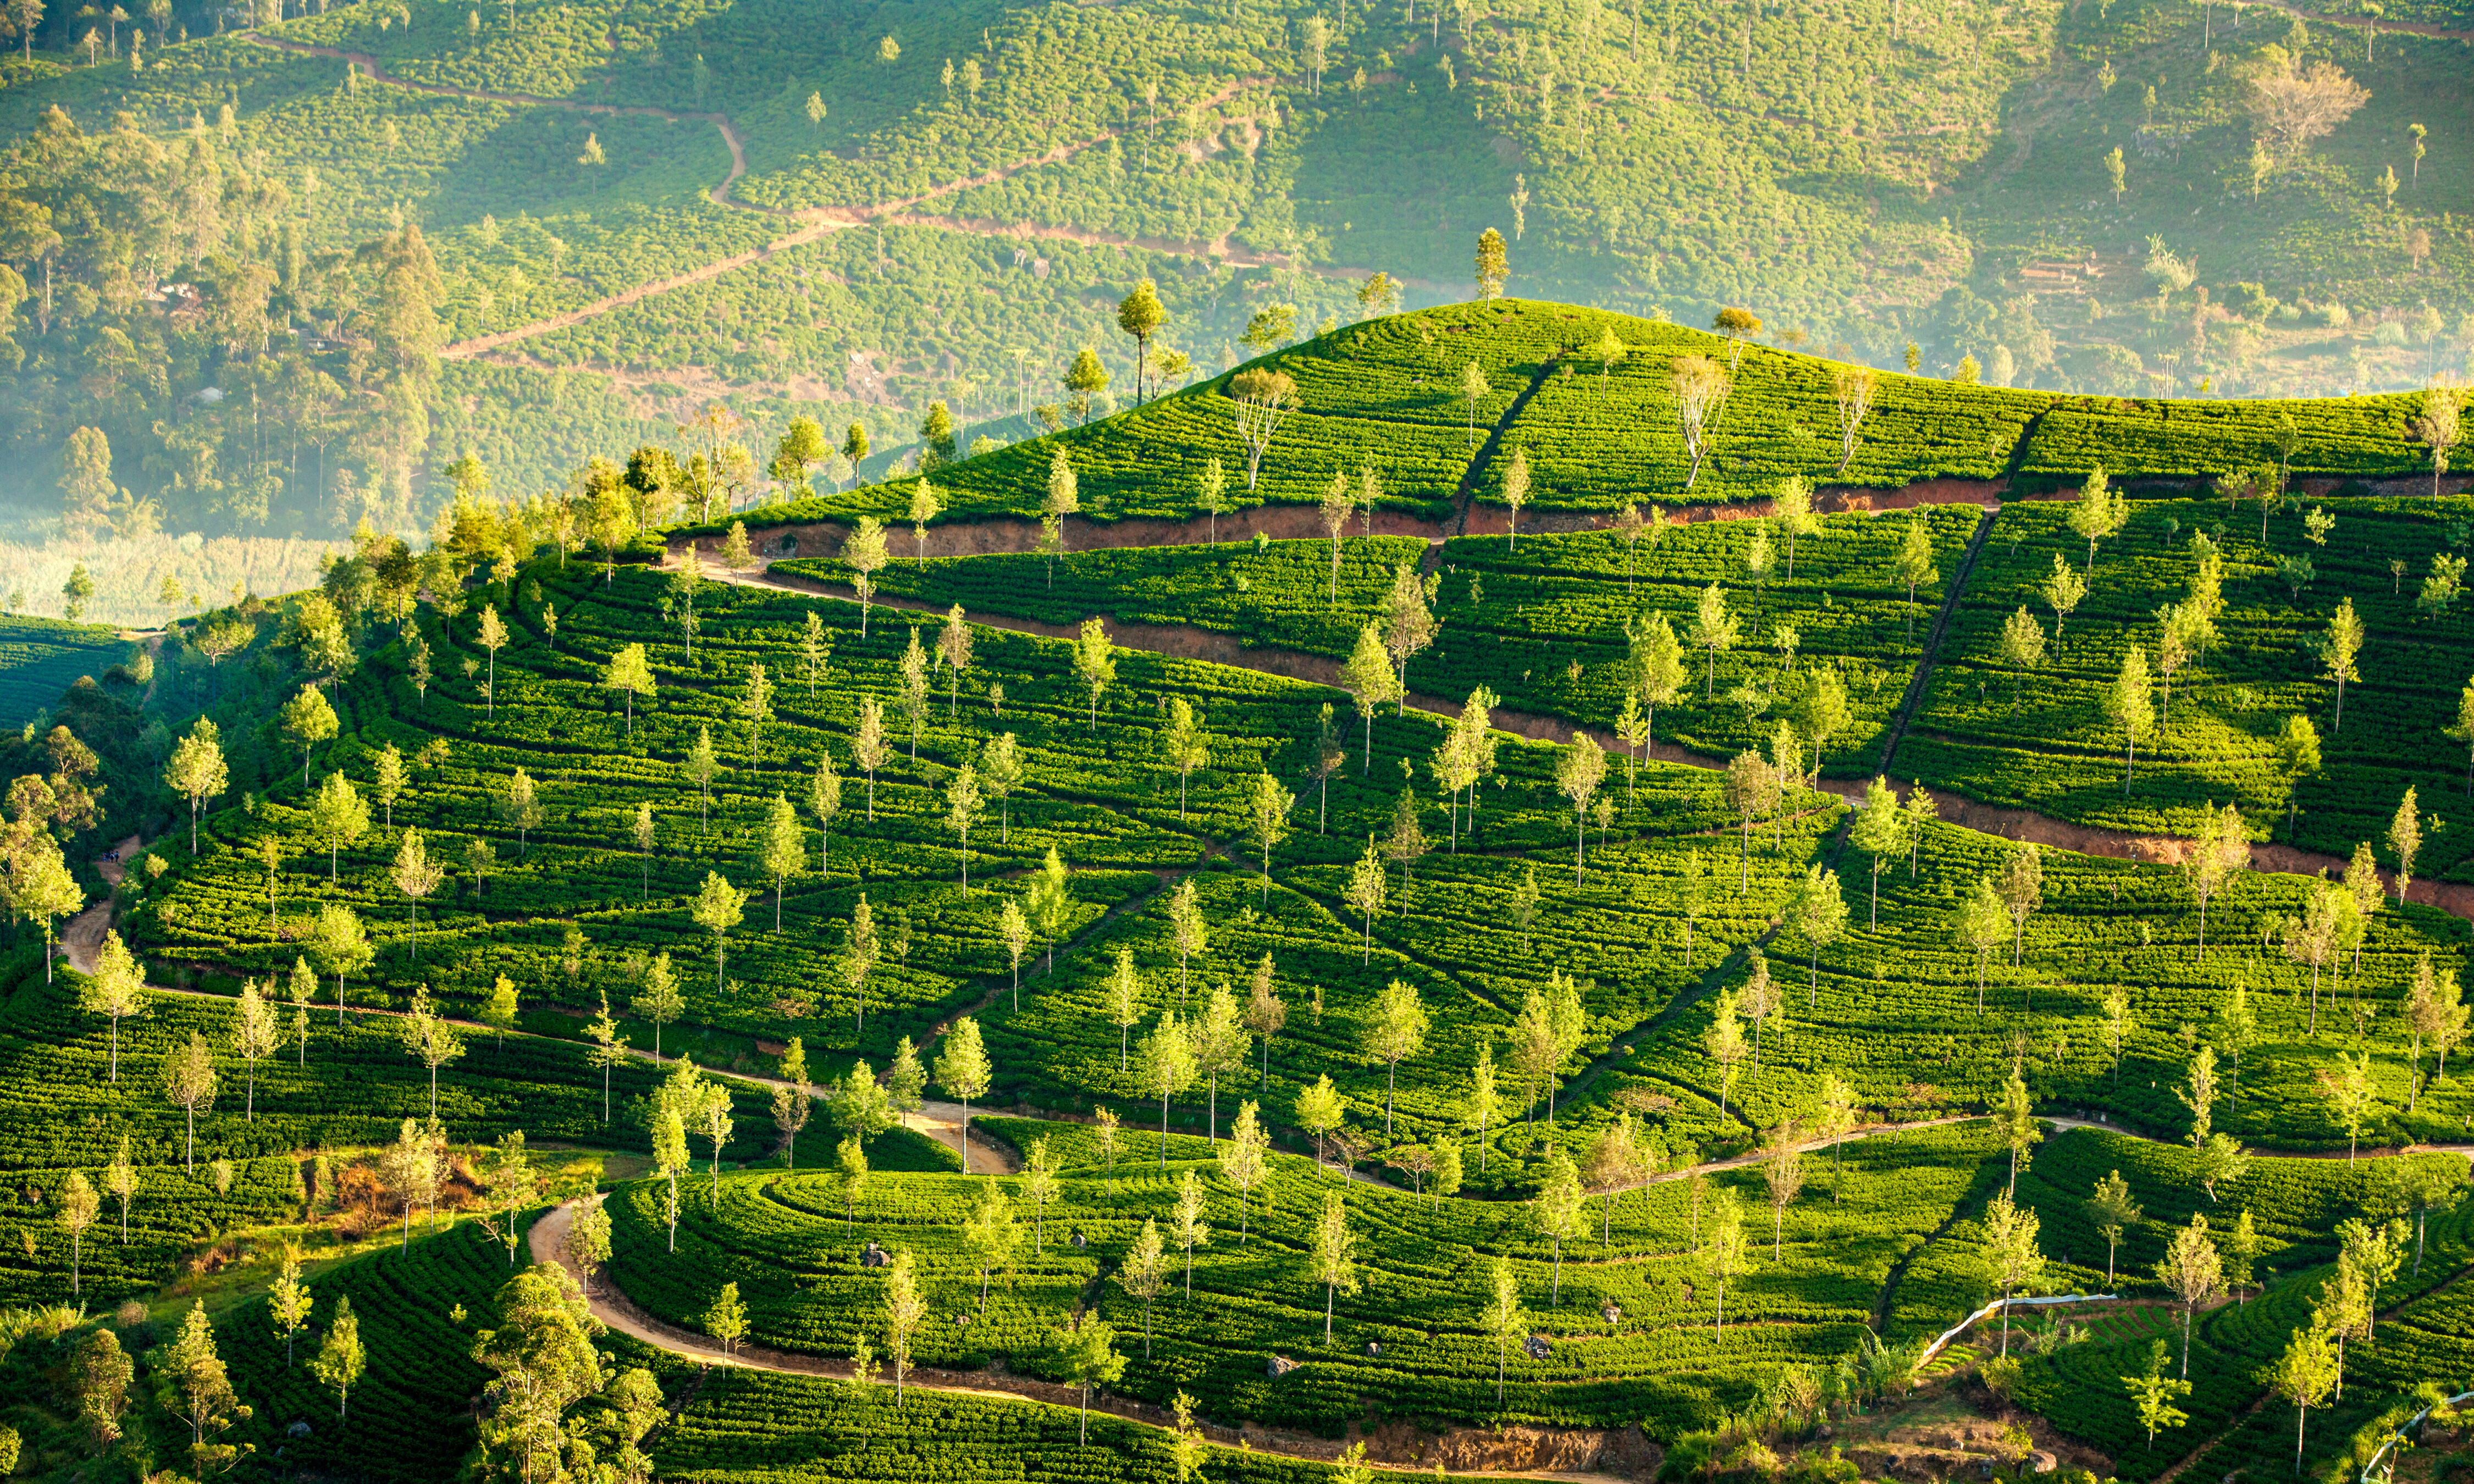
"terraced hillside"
0,311,2466,1484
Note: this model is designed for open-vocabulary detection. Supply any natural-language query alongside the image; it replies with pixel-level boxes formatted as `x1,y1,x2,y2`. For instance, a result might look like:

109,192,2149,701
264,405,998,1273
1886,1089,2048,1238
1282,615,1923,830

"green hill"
2,27,2473,1455
0,612,134,727
710,301,2448,536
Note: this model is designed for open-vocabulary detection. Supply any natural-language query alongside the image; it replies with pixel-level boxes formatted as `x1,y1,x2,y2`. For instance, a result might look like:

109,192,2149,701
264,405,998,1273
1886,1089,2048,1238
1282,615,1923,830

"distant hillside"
0,612,134,727
0,0,2465,545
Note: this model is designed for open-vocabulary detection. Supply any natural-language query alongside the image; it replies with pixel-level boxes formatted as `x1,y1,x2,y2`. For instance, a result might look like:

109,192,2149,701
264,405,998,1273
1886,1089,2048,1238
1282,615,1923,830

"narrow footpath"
242,30,1321,361
526,1197,1645,1481
685,523,2474,926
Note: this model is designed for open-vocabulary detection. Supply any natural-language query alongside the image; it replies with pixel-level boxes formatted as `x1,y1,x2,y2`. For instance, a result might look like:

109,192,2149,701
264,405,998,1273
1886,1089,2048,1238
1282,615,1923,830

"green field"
0,613,135,728
1,242,2473,1479
1907,492,2474,880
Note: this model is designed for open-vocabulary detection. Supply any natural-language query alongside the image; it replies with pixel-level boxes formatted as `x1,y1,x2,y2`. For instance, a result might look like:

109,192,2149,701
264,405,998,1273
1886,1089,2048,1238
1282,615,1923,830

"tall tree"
2044,554,2086,640
1058,1315,1125,1444
906,479,942,560
1222,1100,1271,1241
82,930,146,1082
1993,841,2044,969
1168,1167,1210,1298
1180,984,1242,1141
2105,647,2156,791
164,718,229,852
1627,611,1687,749
1849,777,1902,928
1991,1066,2041,1193
1534,1148,1587,1304
1702,988,1748,1117
1359,979,1429,1136
311,1294,364,1421
600,643,654,733
2155,1214,2223,1378
1784,865,1847,1007
1139,1009,1196,1161
2314,1050,2379,1161
1703,1187,1749,1336
760,793,804,928
897,632,930,763
268,1244,312,1365
1072,619,1115,728
1892,514,1938,638
2081,1176,2145,1300
12,833,79,982
942,765,981,891
690,871,745,993
2389,787,2422,904
959,1178,1021,1314
1341,622,1400,766
1117,278,1167,402
56,1169,97,1297
307,772,368,882
935,1016,993,1173
475,604,509,718
313,902,373,1017
2266,1320,2340,1475
395,987,464,1119
1344,836,1385,960
1118,1216,1169,1358
1228,369,1299,491
843,518,891,637
1479,1256,1527,1403
1981,1190,2044,1356
1671,356,1731,490
1026,846,1072,973
161,1031,217,1171
373,742,407,830
280,686,338,783
1691,583,1739,700
883,1250,925,1407
1761,1120,1805,1258
1500,446,1532,548
2320,597,2365,731
1310,1191,1360,1345
1554,732,1605,881
1473,227,1508,299
1831,365,1876,472
2067,466,2127,577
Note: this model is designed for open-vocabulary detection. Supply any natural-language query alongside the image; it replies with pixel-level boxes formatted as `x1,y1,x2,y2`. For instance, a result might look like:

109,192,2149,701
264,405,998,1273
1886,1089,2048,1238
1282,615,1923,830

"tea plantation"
0,315,2472,1484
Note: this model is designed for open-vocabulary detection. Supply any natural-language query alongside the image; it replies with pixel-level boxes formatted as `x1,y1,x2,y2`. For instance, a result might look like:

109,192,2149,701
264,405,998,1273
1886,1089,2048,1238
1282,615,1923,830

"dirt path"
903,1099,1020,1174
525,1199,1644,1480
438,219,857,358
245,29,1284,357
704,557,1661,764
59,833,143,975
698,536,2474,928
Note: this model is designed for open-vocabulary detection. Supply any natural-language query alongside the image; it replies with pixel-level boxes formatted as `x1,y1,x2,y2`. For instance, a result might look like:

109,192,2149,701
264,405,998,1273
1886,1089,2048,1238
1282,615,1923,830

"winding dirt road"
691,542,2474,927
245,31,1293,360
523,1196,1646,1480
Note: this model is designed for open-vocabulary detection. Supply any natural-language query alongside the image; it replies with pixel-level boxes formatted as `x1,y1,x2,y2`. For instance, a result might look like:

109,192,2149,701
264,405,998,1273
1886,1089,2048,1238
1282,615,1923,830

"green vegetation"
0,54,2470,1460
1910,491,2474,878
0,612,132,726
608,1116,2011,1432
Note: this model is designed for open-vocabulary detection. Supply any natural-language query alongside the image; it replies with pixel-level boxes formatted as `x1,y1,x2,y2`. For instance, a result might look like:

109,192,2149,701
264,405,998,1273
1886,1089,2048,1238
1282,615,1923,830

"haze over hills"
0,0,2466,554
1,3,2473,1483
